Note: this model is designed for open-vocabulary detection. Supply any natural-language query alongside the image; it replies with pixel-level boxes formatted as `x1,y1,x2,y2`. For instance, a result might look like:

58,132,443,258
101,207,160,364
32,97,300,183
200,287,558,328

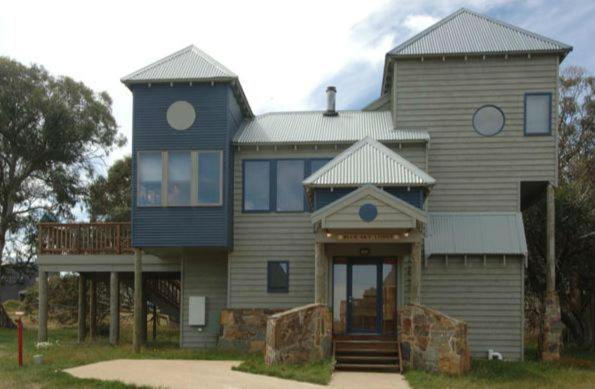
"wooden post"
109,272,120,345
314,242,327,304
152,304,157,342
142,294,148,343
546,183,556,293
78,273,87,343
37,270,48,342
133,248,143,353
89,277,97,340
410,241,422,304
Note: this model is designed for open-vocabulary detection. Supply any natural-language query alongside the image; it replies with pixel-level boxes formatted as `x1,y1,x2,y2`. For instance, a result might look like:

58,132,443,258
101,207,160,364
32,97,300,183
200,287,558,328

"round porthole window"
472,105,505,136
166,101,196,131
359,203,378,223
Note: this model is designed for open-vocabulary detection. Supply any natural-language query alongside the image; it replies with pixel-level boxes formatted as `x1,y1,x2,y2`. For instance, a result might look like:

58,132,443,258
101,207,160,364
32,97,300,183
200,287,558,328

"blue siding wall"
131,83,243,248
313,187,425,210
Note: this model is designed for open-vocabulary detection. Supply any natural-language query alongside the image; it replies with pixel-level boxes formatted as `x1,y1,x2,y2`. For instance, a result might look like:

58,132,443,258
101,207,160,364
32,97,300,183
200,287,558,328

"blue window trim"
472,104,505,137
524,92,552,136
267,260,289,293
243,158,331,213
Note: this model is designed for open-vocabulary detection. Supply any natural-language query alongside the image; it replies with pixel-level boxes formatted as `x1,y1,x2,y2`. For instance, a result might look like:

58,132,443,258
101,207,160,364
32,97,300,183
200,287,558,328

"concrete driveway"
65,359,411,389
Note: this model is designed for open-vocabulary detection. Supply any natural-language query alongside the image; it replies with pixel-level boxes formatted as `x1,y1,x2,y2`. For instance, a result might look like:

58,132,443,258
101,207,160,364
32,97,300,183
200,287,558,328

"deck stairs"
145,278,180,323
333,335,403,373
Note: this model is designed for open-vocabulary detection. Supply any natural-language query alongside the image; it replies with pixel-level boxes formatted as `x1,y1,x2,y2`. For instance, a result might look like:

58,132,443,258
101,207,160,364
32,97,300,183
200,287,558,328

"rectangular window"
309,159,331,174
167,151,191,206
198,151,222,205
244,160,270,211
267,261,289,293
525,93,552,135
138,152,163,206
276,160,305,211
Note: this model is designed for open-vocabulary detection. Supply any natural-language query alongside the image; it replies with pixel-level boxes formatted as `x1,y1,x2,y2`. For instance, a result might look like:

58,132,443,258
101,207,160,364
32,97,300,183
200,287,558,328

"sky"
1,0,593,169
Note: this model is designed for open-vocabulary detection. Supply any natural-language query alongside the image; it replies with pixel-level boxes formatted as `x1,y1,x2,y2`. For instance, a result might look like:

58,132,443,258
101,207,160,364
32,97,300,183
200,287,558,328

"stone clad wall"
219,308,284,352
400,304,471,375
265,304,332,366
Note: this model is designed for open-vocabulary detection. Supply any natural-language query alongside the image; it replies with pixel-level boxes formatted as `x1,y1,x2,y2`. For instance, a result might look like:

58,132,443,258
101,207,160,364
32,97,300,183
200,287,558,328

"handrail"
38,222,132,255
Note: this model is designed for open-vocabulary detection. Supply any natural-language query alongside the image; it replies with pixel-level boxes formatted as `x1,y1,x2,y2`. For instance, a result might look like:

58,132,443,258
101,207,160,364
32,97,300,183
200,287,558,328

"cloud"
403,14,440,33
0,0,592,167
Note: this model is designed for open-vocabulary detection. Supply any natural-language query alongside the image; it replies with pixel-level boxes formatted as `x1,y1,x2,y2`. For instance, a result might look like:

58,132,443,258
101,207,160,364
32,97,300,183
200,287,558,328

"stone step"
335,363,400,372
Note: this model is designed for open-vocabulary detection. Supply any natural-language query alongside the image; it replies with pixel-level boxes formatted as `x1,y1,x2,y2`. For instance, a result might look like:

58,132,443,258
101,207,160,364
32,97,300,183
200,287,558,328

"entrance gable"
311,185,427,230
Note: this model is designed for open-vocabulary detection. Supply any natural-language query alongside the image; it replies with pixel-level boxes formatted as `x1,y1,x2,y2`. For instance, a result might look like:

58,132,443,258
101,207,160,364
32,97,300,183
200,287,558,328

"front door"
347,260,382,333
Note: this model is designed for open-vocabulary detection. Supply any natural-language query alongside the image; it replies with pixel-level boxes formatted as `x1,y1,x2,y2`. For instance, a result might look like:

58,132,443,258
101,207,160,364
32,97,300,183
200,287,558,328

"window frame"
524,92,552,136
137,151,166,207
472,104,505,137
242,158,332,214
267,260,289,293
136,150,224,208
196,150,224,206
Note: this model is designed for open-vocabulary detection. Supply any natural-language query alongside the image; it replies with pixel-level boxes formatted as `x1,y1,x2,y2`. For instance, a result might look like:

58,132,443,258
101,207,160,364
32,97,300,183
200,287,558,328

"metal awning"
425,212,528,259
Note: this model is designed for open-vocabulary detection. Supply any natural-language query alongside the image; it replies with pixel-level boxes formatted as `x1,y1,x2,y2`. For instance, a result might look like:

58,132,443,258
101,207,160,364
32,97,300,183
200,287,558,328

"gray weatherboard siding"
180,254,227,347
131,83,244,248
392,56,559,212
228,144,426,309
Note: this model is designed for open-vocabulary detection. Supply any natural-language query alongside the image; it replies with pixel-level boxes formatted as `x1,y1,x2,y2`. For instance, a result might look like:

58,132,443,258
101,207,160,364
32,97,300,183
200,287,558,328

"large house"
37,8,570,370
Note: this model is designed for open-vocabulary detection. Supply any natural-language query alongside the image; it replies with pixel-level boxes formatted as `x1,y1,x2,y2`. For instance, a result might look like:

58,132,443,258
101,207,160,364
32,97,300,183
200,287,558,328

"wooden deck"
38,222,132,255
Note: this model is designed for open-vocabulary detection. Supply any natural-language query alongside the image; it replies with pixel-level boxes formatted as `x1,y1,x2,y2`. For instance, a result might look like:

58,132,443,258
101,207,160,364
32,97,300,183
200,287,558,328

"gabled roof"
121,45,253,117
311,184,428,226
233,111,429,145
389,8,572,57
303,136,435,187
382,8,572,94
425,212,528,259
121,45,237,83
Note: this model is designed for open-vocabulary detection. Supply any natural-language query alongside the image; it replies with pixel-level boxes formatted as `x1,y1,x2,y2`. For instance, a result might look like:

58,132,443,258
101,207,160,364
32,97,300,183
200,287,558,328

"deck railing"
38,222,133,255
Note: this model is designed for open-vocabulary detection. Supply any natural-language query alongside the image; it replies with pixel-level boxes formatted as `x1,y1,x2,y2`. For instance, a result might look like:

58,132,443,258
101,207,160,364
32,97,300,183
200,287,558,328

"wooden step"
335,340,399,352
335,363,400,372
336,355,399,363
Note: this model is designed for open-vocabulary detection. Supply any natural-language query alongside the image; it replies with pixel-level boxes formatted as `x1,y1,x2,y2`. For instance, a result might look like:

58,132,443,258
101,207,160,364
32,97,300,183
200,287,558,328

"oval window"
166,101,196,131
472,105,505,136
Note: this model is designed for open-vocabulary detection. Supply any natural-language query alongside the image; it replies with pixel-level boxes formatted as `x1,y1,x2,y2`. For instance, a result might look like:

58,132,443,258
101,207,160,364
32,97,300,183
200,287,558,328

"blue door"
346,259,383,334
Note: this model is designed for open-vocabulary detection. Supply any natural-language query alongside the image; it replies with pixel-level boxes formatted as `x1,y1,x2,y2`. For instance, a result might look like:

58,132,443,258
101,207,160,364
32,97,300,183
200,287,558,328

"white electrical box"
188,296,206,326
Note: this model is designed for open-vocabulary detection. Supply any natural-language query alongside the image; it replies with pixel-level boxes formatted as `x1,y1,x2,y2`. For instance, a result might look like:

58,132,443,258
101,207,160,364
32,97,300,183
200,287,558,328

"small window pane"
310,159,331,174
268,261,289,293
138,152,162,206
198,151,222,205
244,161,270,211
526,94,551,135
276,160,304,211
167,151,191,206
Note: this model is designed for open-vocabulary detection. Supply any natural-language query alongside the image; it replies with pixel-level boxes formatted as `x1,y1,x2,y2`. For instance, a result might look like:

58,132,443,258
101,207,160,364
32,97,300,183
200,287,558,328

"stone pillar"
37,270,48,343
133,249,143,353
109,272,120,345
314,242,327,305
540,183,563,361
89,277,97,340
410,241,422,304
78,273,87,343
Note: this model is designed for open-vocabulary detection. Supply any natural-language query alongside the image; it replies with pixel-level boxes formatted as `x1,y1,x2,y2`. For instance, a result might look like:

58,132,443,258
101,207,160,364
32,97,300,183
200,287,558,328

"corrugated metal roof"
121,45,254,117
389,8,572,57
233,111,429,145
121,45,237,83
303,136,435,187
425,212,528,257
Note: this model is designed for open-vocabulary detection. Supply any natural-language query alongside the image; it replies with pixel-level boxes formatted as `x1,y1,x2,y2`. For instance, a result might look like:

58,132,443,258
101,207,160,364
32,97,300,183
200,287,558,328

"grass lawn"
233,354,334,385
404,347,595,389
0,325,245,388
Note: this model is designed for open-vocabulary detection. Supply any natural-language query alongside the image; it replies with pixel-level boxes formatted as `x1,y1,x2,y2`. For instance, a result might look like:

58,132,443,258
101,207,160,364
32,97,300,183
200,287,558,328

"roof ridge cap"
121,45,196,81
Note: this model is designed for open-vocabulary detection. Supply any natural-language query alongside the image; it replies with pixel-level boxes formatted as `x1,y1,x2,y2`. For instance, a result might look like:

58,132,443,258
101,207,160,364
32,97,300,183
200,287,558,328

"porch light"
326,232,332,238
393,234,400,239
338,234,344,240
404,232,410,238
